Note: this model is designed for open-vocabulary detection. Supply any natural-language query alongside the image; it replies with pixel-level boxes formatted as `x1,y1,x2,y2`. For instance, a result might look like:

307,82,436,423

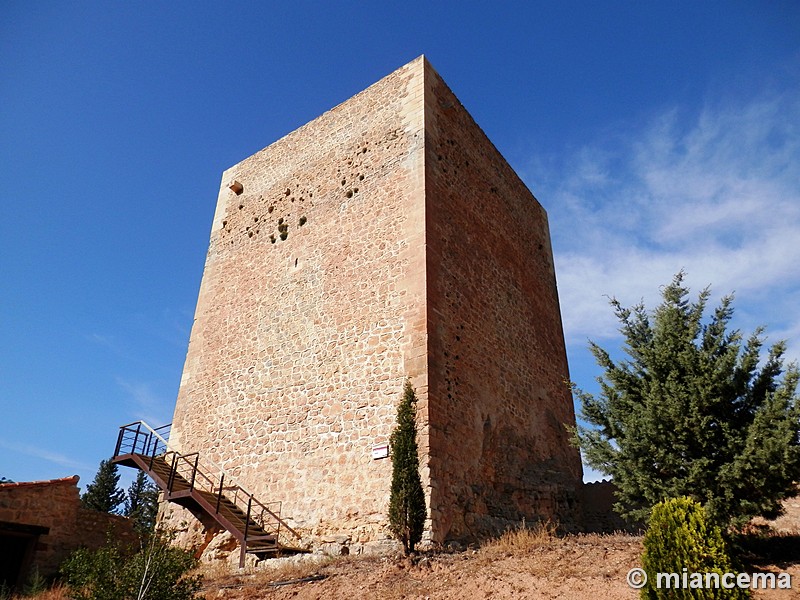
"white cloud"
116,378,172,426
0,439,94,474
530,89,800,366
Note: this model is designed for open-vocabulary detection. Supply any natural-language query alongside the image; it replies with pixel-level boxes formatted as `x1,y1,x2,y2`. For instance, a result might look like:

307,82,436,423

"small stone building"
0,476,136,590
168,56,583,550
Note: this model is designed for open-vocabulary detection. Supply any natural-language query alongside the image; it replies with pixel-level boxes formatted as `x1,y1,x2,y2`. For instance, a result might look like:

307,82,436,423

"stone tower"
170,56,582,548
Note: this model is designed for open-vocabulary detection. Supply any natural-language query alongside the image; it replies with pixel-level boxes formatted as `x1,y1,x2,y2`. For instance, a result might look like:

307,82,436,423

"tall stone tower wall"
170,56,582,547
172,58,429,540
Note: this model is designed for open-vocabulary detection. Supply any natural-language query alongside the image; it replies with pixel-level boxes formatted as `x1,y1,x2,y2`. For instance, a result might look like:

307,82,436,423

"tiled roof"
0,475,79,489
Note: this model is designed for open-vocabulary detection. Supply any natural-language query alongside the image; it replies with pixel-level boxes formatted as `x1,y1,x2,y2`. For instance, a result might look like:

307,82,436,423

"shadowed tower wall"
170,56,581,546
423,65,582,539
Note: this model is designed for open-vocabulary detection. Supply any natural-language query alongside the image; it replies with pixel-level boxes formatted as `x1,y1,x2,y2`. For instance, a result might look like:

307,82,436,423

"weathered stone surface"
168,56,582,555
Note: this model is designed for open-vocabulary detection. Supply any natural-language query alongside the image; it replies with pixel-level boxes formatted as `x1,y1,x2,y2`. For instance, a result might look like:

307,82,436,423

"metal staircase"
112,421,302,566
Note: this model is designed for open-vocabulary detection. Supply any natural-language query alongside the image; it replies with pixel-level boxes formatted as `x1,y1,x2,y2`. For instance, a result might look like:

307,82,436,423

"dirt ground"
199,533,800,600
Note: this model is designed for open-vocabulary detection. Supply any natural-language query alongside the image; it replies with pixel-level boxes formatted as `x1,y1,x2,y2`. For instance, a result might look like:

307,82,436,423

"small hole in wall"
222,220,227,228
341,179,346,186
285,188,291,196
362,147,367,154
295,258,299,267
359,174,364,180
248,231,254,238
278,217,284,225
254,216,259,222
299,216,307,226
238,204,244,210
346,190,353,198
353,187,359,194
270,235,276,244
280,231,288,241
268,206,275,213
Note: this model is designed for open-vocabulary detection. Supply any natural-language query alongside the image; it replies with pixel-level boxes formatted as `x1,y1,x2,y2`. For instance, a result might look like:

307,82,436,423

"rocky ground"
197,531,800,600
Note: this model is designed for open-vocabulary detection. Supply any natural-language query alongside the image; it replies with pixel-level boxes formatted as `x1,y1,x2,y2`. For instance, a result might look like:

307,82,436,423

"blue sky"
1,2,799,488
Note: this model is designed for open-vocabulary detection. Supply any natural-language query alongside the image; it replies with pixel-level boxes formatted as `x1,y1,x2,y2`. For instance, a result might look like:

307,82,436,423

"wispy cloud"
116,378,172,426
530,89,800,364
0,439,94,474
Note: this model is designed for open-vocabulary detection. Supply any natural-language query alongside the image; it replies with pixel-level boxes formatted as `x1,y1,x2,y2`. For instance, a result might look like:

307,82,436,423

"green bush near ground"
640,497,749,599
60,531,201,600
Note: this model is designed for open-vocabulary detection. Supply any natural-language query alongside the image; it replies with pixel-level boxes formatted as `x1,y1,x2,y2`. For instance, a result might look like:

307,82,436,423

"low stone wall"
0,476,137,587
580,480,800,535
579,481,641,534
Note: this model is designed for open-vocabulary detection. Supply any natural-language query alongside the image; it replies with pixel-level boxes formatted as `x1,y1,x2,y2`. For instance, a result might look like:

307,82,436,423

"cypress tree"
124,470,160,533
81,458,126,514
388,380,427,554
574,272,800,527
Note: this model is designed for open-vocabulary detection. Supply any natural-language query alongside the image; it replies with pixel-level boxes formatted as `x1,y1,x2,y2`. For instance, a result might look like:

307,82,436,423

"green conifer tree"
124,470,160,533
388,380,427,554
81,458,125,514
574,272,800,527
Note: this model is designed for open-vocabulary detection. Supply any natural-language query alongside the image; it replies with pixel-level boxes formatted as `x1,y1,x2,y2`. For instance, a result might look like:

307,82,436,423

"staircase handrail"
116,420,302,543
117,420,261,501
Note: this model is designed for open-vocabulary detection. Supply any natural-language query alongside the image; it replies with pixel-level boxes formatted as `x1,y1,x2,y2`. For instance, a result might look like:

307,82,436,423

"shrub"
22,567,48,596
60,531,201,600
640,497,749,599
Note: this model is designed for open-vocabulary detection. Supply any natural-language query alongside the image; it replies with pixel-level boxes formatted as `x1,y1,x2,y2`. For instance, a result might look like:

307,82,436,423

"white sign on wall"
372,443,389,460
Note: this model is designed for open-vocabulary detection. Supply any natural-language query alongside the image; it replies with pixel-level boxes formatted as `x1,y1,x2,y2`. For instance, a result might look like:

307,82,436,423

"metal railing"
113,420,301,548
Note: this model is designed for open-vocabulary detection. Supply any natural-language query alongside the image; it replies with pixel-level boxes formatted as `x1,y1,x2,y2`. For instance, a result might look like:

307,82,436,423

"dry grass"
481,519,559,554
3,586,70,600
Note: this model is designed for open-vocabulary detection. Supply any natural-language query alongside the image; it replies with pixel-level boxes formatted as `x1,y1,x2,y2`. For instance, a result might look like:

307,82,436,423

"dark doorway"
0,522,49,591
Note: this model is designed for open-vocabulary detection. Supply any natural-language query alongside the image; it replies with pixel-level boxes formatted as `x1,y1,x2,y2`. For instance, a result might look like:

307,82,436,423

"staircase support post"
132,422,142,454
167,453,178,493
148,439,157,470
190,455,198,491
216,474,224,514
114,428,124,458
